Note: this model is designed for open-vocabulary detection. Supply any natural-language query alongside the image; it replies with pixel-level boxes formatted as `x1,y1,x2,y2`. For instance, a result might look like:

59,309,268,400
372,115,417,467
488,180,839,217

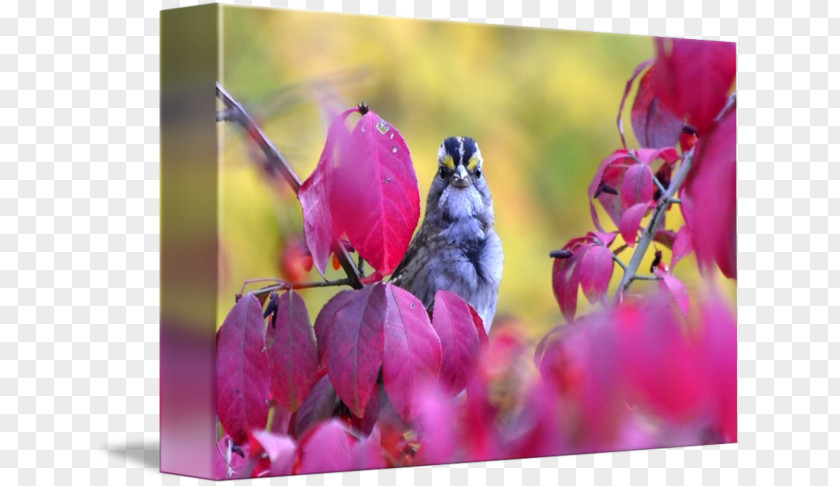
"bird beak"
451,165,471,188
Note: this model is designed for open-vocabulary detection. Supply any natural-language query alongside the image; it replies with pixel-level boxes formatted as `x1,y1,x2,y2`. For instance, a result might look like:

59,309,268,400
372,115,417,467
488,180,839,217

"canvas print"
162,5,736,480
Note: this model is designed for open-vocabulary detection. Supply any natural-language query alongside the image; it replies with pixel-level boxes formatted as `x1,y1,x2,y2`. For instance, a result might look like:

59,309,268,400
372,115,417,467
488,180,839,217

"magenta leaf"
250,430,296,477
216,294,270,444
430,290,486,394
618,202,651,246
314,289,355,366
616,58,654,148
330,111,421,275
414,384,457,465
652,38,736,135
631,67,684,148
579,245,614,304
620,162,655,208
325,284,387,417
293,374,338,439
551,240,588,321
681,108,736,278
265,291,318,413
654,268,690,316
671,225,693,269
296,419,355,474
635,147,679,165
350,425,388,470
298,108,357,274
588,230,617,248
382,284,442,421
588,150,634,231
698,293,737,441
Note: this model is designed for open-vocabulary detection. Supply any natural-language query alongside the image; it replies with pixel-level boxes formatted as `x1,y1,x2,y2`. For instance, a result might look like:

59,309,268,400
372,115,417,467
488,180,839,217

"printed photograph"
212,7,736,478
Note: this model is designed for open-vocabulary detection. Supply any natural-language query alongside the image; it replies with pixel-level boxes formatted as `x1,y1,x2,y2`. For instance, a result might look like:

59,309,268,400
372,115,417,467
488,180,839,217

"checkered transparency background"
0,0,835,484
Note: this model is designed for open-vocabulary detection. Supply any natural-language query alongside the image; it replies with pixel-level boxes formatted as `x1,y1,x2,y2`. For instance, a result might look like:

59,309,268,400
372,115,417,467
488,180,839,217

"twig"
216,82,363,289
250,278,354,298
614,148,694,300
630,274,661,282
611,252,628,271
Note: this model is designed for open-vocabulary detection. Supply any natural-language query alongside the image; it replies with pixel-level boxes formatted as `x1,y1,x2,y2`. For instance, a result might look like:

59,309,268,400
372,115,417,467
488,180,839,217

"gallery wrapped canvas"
160,4,736,479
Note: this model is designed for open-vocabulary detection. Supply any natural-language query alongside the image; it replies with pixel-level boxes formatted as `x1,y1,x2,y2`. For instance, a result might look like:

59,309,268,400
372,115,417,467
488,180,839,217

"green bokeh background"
216,7,733,336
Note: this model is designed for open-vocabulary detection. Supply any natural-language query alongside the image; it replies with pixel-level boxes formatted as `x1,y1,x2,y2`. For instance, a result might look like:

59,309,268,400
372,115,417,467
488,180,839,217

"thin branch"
611,252,628,271
630,274,661,282
216,82,363,289
614,148,694,300
250,278,355,298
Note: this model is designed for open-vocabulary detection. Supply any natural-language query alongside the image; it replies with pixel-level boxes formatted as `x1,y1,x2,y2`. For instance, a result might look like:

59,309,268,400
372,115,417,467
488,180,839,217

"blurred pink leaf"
325,284,387,417
671,225,693,268
618,202,651,246
216,294,270,444
295,419,355,474
698,292,737,442
631,67,684,148
299,108,356,274
250,430,296,477
265,291,318,413
620,162,655,208
616,58,654,148
681,108,736,278
413,385,457,465
652,38,736,134
579,245,615,304
330,111,420,275
430,290,486,394
382,284,442,421
654,267,690,316
350,425,388,470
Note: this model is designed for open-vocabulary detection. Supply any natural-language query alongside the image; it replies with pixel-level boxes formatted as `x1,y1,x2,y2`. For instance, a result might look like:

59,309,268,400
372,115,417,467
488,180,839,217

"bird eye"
474,167,482,179
438,167,447,178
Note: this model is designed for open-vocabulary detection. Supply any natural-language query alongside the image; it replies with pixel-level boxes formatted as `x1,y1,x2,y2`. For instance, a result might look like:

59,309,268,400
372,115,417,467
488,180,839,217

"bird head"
436,136,484,189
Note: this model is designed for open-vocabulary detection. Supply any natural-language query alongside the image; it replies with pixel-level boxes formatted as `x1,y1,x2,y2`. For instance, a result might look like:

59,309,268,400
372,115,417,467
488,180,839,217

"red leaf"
325,284,387,417
620,162,655,208
250,430,296,477
293,374,338,439
681,108,736,278
314,289,355,366
617,58,654,148
299,108,356,274
330,111,421,275
382,284,442,421
652,38,736,134
265,291,318,413
279,236,312,284
216,294,270,444
631,67,684,148
579,245,615,304
671,225,693,268
551,246,586,321
654,268,690,316
295,419,355,474
618,202,651,247
430,290,486,394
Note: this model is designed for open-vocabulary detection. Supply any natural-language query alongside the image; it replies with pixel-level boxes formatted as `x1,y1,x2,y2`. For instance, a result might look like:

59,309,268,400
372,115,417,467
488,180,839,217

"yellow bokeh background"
216,8,734,336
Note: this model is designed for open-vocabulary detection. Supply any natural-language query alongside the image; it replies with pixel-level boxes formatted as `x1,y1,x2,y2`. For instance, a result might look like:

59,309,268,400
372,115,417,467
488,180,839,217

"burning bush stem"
614,148,694,300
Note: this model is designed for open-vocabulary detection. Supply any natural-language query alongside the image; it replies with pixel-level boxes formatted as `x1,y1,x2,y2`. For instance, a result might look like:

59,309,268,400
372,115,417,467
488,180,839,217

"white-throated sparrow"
391,136,503,331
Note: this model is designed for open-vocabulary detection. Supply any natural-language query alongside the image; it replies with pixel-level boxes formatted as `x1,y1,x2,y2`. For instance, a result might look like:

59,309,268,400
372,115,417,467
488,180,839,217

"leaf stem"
249,277,355,298
614,148,694,300
216,82,363,289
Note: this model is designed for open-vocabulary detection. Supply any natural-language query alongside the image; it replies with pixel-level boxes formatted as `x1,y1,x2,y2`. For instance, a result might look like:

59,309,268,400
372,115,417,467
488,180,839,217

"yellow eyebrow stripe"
442,154,455,170
467,155,479,171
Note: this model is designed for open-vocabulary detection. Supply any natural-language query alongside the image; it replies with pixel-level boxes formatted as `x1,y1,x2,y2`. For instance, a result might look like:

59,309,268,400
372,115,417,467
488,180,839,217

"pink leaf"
654,268,690,316
620,163,655,208
635,147,680,165
414,384,458,465
330,111,421,275
382,284,442,421
430,290,486,394
293,374,338,439
325,284,387,417
314,289,355,366
299,108,357,274
551,244,587,321
295,419,355,474
216,294,270,444
681,108,736,278
588,150,633,231
350,425,388,470
698,293,737,442
631,67,684,148
250,430,296,477
265,291,318,413
616,58,654,148
618,202,651,246
652,38,736,134
671,225,693,268
579,245,615,304
588,230,618,248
